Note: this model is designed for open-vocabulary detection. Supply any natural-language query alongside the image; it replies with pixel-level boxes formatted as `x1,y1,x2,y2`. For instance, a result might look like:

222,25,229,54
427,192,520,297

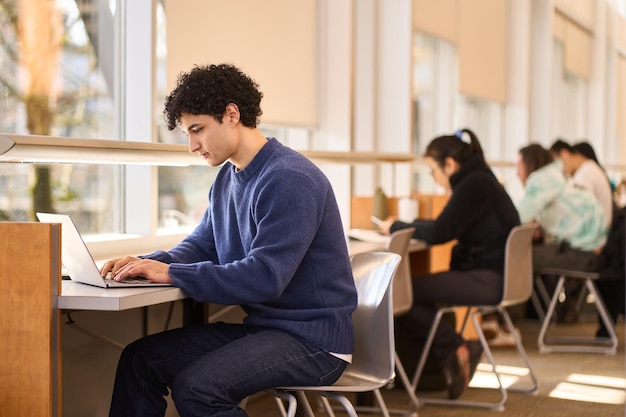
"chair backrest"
500,223,539,307
385,228,416,316
348,251,401,383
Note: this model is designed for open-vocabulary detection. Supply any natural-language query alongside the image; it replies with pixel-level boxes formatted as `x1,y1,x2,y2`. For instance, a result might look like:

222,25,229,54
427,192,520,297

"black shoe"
439,343,470,399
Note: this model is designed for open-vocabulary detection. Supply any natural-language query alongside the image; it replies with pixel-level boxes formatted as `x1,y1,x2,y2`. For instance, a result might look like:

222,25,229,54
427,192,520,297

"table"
59,281,187,311
347,233,428,255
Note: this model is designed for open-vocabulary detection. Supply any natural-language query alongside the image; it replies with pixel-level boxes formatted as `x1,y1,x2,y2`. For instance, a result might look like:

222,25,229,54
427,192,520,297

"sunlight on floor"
549,373,626,405
468,363,626,405
468,363,527,389
567,373,626,389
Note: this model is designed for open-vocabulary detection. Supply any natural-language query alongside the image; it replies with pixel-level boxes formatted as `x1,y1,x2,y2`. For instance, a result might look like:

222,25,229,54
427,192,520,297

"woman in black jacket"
380,128,520,399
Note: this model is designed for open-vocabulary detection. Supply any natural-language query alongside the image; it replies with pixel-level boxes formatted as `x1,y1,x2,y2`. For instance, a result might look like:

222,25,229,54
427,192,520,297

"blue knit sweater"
144,138,357,355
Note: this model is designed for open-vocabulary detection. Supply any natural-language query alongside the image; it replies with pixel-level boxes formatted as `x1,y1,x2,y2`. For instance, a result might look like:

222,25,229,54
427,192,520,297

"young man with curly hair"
101,64,357,417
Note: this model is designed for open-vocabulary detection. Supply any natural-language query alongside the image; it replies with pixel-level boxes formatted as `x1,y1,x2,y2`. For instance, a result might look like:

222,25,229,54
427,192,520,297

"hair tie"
455,129,464,140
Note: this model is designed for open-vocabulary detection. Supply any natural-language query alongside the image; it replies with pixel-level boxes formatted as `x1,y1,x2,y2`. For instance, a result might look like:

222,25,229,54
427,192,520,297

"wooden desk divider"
0,222,62,417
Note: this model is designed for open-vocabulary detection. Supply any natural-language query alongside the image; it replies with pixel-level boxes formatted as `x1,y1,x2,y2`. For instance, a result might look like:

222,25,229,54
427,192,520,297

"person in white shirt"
548,140,614,323
553,141,613,229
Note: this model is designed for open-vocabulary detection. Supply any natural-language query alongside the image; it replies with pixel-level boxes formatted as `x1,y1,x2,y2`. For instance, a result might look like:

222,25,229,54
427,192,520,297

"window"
616,0,626,17
0,0,120,234
551,39,588,141
0,1,213,241
412,33,458,194
455,96,505,162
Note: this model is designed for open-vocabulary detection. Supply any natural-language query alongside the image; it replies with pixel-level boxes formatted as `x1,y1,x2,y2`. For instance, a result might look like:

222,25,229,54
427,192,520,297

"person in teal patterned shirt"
516,144,608,321
517,144,607,254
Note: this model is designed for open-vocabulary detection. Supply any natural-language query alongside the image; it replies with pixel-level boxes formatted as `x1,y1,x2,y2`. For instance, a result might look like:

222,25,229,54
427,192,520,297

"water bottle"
372,187,388,220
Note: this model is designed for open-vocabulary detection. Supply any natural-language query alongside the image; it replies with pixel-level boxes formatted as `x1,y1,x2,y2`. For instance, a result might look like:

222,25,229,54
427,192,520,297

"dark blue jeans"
108,322,347,417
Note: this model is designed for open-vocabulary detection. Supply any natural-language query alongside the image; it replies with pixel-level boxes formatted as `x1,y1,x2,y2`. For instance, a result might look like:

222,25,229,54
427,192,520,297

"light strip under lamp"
0,133,416,166
0,134,203,166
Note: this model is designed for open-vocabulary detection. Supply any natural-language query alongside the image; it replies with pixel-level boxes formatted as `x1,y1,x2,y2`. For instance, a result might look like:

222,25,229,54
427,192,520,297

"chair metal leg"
532,275,555,323
410,307,453,392
498,308,539,395
270,390,297,417
324,392,363,417
415,306,538,411
418,308,506,411
296,391,317,417
393,352,421,415
587,280,619,352
538,275,618,354
350,354,419,417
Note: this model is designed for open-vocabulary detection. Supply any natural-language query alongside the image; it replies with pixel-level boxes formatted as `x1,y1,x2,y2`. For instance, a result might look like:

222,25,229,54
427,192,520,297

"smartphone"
370,215,383,226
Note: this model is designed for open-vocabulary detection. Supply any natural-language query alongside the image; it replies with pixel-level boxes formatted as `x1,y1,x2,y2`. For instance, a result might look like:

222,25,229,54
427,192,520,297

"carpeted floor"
244,319,625,417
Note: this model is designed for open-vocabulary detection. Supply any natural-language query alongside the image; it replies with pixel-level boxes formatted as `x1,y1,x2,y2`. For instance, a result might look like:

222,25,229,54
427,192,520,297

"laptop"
36,213,172,288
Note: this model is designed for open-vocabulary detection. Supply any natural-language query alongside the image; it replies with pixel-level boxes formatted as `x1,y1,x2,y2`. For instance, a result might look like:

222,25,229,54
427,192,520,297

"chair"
272,251,402,417
386,228,421,414
386,228,417,317
536,267,618,354
410,224,540,411
353,228,420,417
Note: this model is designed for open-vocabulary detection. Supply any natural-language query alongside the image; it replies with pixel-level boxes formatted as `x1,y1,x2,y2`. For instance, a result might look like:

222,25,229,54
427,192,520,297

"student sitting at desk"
100,64,357,417
515,144,607,322
379,128,520,399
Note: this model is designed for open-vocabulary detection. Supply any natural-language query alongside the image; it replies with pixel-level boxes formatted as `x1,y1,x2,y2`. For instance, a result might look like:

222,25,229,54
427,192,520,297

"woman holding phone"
379,128,520,399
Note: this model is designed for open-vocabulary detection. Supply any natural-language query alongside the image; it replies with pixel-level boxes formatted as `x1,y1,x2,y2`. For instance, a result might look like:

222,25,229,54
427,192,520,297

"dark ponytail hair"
572,141,600,165
424,128,484,168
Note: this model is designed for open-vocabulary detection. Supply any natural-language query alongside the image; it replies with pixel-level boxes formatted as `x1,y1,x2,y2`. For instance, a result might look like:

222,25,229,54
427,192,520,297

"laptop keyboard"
104,274,153,284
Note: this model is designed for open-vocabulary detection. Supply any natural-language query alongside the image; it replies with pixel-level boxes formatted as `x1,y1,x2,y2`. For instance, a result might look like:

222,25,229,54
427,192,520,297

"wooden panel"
0,223,61,416
350,196,399,229
352,194,453,270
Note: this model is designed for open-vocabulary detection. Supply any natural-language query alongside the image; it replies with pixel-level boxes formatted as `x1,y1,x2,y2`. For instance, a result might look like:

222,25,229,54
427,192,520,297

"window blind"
165,0,318,127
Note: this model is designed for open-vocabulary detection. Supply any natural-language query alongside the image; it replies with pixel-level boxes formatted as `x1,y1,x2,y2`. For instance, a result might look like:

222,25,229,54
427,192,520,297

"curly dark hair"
163,63,263,130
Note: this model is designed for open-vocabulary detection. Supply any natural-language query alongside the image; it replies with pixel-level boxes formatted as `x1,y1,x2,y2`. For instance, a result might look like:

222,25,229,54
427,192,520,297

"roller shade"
554,0,595,30
412,0,508,103
412,0,457,44
165,0,318,127
618,14,626,53
618,57,626,158
553,11,592,79
457,0,508,103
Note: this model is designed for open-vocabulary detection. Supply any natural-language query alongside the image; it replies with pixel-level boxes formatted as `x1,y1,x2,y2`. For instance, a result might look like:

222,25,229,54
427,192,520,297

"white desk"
59,281,187,311
347,236,428,255
58,236,427,312
348,239,387,255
